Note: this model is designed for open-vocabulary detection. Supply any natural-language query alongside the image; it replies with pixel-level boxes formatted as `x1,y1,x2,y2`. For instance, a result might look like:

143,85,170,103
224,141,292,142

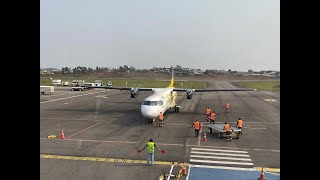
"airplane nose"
141,106,157,119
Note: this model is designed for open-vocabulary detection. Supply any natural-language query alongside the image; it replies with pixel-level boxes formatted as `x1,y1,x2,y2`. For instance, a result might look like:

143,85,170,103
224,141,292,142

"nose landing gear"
148,119,155,124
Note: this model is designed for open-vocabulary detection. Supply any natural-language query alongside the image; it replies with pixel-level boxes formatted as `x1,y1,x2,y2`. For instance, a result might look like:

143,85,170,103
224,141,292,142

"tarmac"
40,81,280,180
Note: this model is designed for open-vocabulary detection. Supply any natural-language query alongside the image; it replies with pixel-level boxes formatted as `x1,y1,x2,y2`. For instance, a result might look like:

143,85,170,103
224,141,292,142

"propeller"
184,89,197,104
128,84,140,101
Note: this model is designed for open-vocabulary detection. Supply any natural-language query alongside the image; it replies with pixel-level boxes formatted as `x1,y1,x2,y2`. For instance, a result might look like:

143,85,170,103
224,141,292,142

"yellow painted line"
47,135,56,138
177,169,183,180
159,174,164,180
155,161,172,166
255,167,280,173
40,154,189,167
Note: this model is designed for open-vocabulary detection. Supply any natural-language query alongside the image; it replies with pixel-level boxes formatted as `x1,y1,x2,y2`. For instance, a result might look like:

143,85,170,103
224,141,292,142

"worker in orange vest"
236,117,243,135
192,120,201,138
223,122,232,141
208,111,216,124
225,102,230,113
205,107,211,121
159,112,164,127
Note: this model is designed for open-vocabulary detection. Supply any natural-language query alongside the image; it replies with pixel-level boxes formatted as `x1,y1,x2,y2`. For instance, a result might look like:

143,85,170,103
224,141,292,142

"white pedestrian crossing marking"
190,159,254,166
191,151,250,157
264,99,277,102
191,164,256,171
189,147,254,169
190,155,252,161
191,148,248,153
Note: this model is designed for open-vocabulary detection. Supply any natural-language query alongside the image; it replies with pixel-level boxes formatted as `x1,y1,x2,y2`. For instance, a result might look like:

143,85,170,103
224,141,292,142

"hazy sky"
40,0,280,71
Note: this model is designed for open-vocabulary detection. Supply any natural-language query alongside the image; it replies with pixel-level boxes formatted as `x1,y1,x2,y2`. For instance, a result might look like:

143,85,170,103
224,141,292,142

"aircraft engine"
130,88,139,98
186,89,194,99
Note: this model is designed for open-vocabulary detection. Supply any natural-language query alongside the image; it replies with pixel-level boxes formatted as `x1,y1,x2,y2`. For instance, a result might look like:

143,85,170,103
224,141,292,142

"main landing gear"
174,105,180,112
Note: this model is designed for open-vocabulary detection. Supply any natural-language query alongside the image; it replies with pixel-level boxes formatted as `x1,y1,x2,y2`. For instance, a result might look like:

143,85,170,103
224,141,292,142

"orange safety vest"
159,113,164,121
194,121,200,130
237,120,243,128
206,108,211,115
209,112,215,120
224,124,231,132
225,103,230,108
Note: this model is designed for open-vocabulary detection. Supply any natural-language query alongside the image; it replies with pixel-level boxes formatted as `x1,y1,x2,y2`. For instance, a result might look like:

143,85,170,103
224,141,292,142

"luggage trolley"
207,123,241,139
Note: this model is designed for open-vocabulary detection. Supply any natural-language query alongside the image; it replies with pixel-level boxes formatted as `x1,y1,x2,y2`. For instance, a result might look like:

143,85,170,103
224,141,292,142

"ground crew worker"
236,117,243,135
223,122,232,141
192,120,201,138
137,139,162,166
209,111,216,124
225,102,230,113
205,107,211,121
159,112,164,127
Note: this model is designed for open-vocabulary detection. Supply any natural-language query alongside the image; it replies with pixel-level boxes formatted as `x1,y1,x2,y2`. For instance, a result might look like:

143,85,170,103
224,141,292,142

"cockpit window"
143,100,163,106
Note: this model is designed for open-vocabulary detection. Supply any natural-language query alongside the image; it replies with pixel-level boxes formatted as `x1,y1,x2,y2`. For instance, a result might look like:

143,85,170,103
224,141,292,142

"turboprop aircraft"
87,69,255,123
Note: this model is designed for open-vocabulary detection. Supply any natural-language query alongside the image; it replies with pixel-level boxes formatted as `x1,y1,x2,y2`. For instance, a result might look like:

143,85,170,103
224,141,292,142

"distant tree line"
59,65,138,74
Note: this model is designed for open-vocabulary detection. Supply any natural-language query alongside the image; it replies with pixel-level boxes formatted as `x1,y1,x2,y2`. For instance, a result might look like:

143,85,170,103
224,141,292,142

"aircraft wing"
172,87,256,99
172,88,255,92
89,86,153,91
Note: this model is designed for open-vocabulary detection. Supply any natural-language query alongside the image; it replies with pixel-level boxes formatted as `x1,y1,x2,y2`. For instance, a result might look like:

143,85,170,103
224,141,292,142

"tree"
129,66,135,72
61,67,71,74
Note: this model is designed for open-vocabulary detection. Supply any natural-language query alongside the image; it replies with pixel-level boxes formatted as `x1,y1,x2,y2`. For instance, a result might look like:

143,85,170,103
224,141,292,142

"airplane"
86,69,255,123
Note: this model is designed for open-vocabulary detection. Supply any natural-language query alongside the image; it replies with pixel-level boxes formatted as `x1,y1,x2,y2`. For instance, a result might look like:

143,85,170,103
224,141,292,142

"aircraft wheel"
208,128,212,134
173,106,180,112
218,133,221,138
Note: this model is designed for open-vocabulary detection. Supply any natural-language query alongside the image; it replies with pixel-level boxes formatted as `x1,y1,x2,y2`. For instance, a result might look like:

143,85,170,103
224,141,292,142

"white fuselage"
140,88,177,119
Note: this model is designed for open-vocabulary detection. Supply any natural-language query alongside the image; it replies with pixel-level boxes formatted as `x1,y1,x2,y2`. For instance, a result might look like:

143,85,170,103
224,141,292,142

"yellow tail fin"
168,68,174,88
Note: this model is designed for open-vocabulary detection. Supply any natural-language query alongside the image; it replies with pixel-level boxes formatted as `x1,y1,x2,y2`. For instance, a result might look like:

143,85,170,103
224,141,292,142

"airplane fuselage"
140,88,177,119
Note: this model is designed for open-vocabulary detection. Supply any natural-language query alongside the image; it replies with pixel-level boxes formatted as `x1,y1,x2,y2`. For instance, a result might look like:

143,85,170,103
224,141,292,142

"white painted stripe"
44,93,67,97
244,122,279,124
190,164,256,171
190,159,254,166
96,95,108,98
41,138,139,144
40,118,101,121
157,143,185,147
186,163,191,180
264,99,277,102
187,145,240,150
67,121,103,138
245,127,267,129
191,151,250,157
244,148,280,153
190,155,252,161
40,92,104,104
166,124,191,126
191,148,248,153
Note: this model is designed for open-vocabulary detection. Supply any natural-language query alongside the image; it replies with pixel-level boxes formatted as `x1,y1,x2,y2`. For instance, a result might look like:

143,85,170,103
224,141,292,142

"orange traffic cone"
258,167,266,180
182,165,187,175
60,130,65,139
202,133,207,141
